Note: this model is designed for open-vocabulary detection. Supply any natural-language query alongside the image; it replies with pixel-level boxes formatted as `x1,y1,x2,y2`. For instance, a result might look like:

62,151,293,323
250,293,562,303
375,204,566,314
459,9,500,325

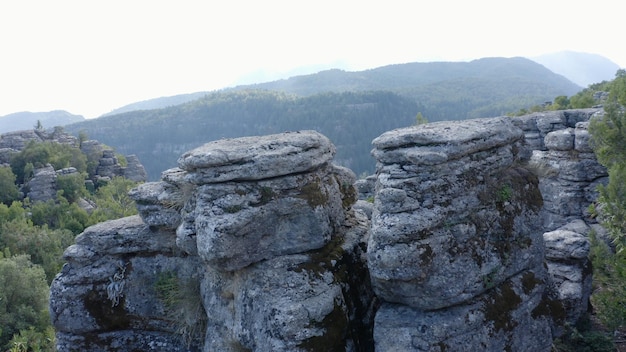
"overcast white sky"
1,0,624,119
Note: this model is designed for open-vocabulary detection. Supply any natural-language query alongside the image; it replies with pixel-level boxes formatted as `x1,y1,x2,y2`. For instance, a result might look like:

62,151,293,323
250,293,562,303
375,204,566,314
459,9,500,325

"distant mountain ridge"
232,57,581,120
0,110,84,134
63,57,586,180
530,51,621,87
76,56,585,119
101,92,209,117
238,57,580,96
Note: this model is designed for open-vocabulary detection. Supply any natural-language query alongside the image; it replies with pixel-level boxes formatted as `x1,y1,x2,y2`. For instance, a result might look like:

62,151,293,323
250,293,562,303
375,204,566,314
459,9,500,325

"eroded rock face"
512,110,607,230
369,117,554,351
50,215,200,351
51,116,604,351
27,164,57,203
544,219,593,324
53,130,373,352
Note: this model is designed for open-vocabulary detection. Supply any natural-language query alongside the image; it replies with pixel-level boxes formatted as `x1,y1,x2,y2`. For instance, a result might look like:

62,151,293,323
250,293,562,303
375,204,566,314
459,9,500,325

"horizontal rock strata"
369,117,555,351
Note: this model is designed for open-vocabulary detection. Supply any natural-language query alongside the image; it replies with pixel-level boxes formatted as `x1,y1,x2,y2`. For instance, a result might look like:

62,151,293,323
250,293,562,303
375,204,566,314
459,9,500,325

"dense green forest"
65,90,418,179
0,139,139,351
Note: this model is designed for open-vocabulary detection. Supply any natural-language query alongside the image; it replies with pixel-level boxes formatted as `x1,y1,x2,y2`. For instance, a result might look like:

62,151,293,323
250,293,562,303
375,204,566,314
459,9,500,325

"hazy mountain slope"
235,57,581,119
65,90,417,179
530,51,620,87
0,110,85,133
63,57,584,180
101,92,209,117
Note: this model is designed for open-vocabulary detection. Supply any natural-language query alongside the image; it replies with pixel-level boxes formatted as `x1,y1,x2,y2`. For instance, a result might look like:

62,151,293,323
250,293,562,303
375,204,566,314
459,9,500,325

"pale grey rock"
56,167,78,175
510,109,600,159
51,113,608,351
354,175,376,201
122,154,148,182
372,117,523,165
51,130,372,352
27,164,57,202
185,164,348,271
543,221,592,324
374,269,554,352
574,121,593,152
369,117,543,310
55,331,194,352
129,181,183,229
529,120,607,230
353,199,373,219
202,211,373,352
178,130,335,184
544,128,575,151
0,129,44,149
544,229,590,261
50,215,204,351
69,215,178,257
96,149,122,178
0,148,16,165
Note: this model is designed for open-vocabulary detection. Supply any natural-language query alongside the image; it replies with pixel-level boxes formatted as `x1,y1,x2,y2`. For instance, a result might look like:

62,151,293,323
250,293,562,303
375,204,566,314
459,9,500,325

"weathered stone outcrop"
511,109,607,230
50,215,201,351
0,129,147,202
27,164,57,202
543,219,593,325
50,112,605,351
52,130,374,352
369,117,555,351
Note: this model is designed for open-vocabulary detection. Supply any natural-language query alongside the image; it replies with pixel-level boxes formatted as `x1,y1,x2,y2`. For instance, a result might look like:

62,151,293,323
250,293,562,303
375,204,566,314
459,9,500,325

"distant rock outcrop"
0,128,147,201
50,112,605,351
511,109,607,230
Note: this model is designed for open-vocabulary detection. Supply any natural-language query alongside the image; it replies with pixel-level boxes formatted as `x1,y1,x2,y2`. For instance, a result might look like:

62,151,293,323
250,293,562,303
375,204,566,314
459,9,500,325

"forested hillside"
238,57,582,120
65,90,417,179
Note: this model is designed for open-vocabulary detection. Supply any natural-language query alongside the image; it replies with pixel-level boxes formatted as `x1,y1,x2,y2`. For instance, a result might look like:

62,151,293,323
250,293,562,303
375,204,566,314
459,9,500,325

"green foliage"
0,217,75,283
154,271,206,348
29,197,90,235
0,167,20,205
89,176,138,221
6,326,55,352
415,112,428,125
56,172,88,203
552,317,615,352
586,68,626,339
589,106,626,169
550,95,570,110
0,255,50,349
594,164,626,253
589,231,626,331
10,141,87,184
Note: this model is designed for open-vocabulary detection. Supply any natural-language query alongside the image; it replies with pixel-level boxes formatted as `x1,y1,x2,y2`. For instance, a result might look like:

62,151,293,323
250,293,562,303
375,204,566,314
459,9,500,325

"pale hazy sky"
1,0,624,119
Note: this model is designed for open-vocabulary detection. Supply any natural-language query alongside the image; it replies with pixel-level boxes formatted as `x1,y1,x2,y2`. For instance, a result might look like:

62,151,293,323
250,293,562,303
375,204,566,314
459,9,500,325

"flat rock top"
177,130,336,182
373,117,523,151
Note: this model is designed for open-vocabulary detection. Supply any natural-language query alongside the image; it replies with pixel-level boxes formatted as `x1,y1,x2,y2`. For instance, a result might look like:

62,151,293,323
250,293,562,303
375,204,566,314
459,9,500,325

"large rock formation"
51,130,374,352
511,109,607,230
50,112,604,351
369,117,555,351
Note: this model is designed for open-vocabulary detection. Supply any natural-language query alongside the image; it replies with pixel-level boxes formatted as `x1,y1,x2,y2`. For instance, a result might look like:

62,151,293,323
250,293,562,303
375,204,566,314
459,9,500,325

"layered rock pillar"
50,130,374,351
369,117,557,351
